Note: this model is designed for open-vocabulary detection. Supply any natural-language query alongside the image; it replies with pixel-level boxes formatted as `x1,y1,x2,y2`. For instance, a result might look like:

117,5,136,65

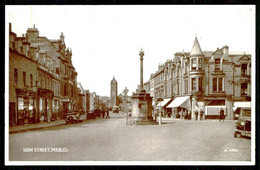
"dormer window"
215,58,221,70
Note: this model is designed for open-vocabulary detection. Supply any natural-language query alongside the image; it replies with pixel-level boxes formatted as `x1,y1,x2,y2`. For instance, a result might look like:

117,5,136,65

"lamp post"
157,98,163,125
123,87,129,125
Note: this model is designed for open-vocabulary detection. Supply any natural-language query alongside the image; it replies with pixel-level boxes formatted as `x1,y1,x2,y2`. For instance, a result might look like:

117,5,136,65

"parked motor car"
234,107,251,138
112,106,119,113
65,112,84,124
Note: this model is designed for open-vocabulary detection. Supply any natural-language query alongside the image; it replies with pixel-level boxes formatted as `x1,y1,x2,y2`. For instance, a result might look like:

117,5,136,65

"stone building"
147,37,251,120
9,23,37,125
77,82,86,113
9,23,78,125
110,76,118,108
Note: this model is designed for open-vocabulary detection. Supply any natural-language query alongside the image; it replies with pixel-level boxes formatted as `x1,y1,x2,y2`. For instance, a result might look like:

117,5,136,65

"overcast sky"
6,5,255,97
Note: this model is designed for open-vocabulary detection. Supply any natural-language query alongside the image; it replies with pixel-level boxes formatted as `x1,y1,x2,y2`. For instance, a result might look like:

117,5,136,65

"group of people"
102,109,110,119
195,109,204,121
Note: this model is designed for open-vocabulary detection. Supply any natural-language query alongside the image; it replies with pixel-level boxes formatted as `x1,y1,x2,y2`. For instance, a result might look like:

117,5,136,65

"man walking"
195,110,198,121
219,108,225,122
200,109,204,121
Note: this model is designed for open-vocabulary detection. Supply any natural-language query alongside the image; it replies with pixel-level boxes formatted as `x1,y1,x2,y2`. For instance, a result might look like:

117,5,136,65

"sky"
6,5,255,97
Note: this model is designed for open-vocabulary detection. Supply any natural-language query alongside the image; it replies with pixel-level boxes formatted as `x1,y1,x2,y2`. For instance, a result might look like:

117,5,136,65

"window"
18,97,24,110
165,85,167,97
23,72,26,87
241,83,248,95
71,86,73,97
64,83,67,96
241,64,247,75
192,78,196,91
29,98,33,110
198,58,203,70
171,83,174,96
30,74,33,88
218,78,223,91
14,68,18,85
176,79,179,95
184,80,188,93
215,58,220,70
213,77,224,92
213,78,217,91
199,78,203,91
191,58,197,70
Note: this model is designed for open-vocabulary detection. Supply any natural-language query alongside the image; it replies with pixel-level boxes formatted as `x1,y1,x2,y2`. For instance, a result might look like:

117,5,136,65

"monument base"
130,89,158,125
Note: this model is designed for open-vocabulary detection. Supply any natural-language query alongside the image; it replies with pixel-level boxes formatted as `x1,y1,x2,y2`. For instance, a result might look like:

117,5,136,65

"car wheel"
234,132,241,138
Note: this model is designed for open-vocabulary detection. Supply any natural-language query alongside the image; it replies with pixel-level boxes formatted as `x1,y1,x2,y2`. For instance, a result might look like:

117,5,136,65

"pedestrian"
106,109,110,119
47,109,51,123
102,109,105,118
200,109,204,121
40,114,45,123
195,110,198,121
219,108,225,122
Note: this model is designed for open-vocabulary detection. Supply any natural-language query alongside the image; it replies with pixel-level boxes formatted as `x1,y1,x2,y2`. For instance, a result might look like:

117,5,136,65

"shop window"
215,58,220,70
198,58,203,70
213,77,224,92
192,78,196,91
23,71,26,87
241,64,247,76
241,83,248,95
29,98,33,111
14,68,18,85
191,58,196,70
199,78,203,91
18,97,24,110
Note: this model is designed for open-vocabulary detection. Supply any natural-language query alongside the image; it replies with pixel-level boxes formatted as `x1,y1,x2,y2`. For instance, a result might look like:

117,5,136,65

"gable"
239,55,250,61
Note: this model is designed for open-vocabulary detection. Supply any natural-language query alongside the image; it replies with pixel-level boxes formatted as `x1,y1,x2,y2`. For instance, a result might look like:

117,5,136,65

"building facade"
9,23,79,126
148,37,251,120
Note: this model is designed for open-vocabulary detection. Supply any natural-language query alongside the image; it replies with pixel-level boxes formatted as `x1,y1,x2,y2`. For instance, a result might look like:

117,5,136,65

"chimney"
9,23,12,32
33,24,35,29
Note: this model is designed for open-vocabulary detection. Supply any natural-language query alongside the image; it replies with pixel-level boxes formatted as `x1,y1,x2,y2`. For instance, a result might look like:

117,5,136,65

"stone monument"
130,49,157,125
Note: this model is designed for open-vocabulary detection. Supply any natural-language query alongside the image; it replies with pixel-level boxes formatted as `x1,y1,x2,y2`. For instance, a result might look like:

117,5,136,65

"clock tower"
110,77,118,107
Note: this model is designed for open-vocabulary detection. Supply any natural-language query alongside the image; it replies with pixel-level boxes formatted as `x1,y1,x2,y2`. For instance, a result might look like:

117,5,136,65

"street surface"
9,111,251,161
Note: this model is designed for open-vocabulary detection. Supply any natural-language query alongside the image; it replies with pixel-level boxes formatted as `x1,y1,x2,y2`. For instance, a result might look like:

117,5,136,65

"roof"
190,37,203,56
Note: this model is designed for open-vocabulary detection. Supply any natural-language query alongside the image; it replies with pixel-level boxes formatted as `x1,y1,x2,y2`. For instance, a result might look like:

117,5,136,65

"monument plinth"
130,49,157,125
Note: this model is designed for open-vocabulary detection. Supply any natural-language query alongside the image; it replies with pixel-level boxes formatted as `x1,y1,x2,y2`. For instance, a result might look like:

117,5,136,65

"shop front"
16,88,37,125
167,96,191,119
37,88,54,122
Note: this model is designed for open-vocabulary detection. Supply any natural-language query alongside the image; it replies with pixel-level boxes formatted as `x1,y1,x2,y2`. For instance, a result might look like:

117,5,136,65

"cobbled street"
9,112,251,161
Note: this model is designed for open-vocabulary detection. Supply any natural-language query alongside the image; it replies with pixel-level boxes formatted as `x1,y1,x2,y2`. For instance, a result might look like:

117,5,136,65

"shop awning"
167,96,190,110
233,102,251,111
157,98,171,107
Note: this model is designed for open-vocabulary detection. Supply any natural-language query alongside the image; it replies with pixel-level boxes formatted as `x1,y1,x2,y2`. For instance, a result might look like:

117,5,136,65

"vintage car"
65,112,84,124
112,106,119,113
234,107,251,138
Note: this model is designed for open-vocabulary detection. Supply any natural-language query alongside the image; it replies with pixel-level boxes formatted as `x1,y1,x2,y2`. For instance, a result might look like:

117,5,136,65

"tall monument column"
140,48,144,90
130,49,157,125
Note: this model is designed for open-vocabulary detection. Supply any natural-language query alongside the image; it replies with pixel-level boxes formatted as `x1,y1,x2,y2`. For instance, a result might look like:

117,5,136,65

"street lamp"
157,98,163,125
123,87,129,125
